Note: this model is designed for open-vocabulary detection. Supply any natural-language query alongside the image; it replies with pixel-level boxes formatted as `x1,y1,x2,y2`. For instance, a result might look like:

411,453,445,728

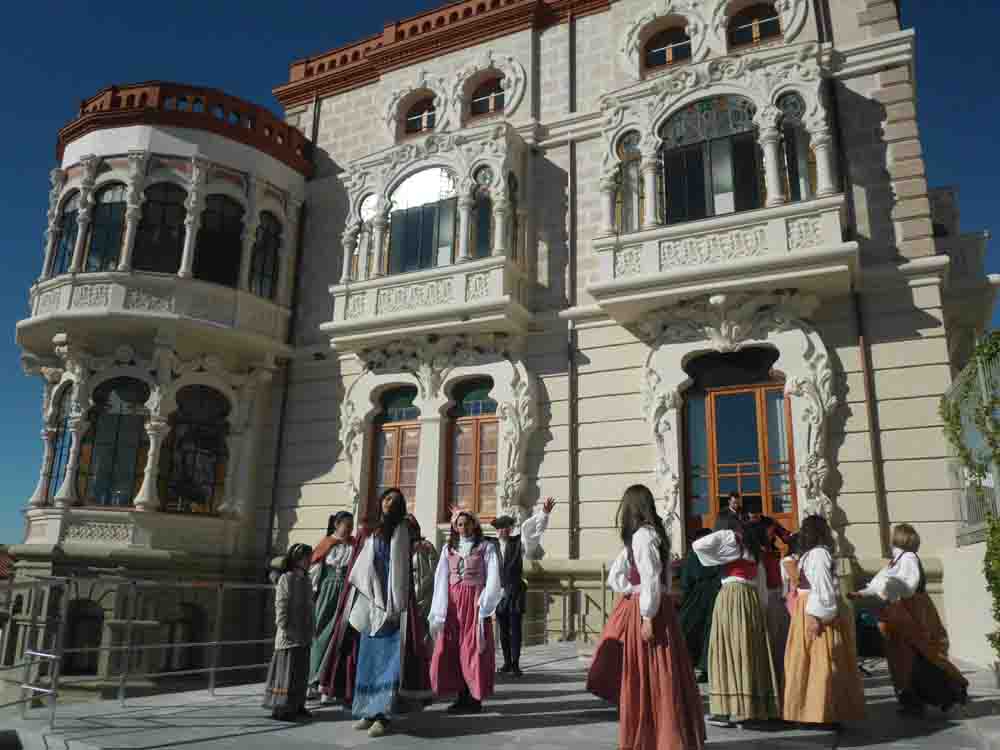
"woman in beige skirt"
783,515,865,728
693,517,779,727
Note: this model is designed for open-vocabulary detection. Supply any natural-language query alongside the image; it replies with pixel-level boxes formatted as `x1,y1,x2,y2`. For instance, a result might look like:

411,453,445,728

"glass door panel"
685,394,711,537
713,390,763,518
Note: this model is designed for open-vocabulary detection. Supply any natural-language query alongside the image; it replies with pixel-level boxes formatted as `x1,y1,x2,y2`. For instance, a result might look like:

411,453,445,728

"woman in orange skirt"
849,523,968,716
586,484,705,750
783,515,865,728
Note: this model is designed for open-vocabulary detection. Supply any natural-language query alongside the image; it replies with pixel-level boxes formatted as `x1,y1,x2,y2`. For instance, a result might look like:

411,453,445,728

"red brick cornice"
58,82,313,177
273,0,611,109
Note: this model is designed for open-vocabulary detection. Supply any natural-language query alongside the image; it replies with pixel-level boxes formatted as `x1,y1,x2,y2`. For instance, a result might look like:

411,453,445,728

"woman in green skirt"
307,511,355,700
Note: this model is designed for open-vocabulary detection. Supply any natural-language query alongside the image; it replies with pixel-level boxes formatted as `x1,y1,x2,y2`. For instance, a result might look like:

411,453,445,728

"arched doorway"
682,346,797,537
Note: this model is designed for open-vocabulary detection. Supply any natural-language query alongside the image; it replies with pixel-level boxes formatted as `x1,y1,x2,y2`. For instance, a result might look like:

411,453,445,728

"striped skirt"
707,582,780,722
263,645,310,715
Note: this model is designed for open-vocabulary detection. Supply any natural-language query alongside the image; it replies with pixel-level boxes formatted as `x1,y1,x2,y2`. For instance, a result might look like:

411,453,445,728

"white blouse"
428,539,503,636
308,541,353,591
858,548,922,602
501,508,550,563
692,529,769,608
606,527,670,619
780,554,799,598
798,547,839,622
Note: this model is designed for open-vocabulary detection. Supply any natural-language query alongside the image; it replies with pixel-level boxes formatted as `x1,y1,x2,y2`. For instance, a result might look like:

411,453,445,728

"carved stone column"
341,226,359,283
809,123,839,197
68,155,101,273
370,211,389,277
52,415,89,508
599,172,618,235
756,107,787,208
117,151,149,271
133,417,170,511
413,415,445,542
239,179,261,291
640,159,660,230
219,430,245,517
178,158,208,278
40,168,67,280
456,195,475,262
28,428,58,508
278,206,298,306
491,196,509,256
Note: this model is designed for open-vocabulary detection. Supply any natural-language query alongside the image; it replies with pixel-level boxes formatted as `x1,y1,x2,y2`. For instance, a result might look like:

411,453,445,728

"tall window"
660,96,762,224
46,388,73,501
63,600,103,675
193,195,244,288
76,377,150,507
387,168,458,274
160,386,230,514
50,192,80,277
616,131,644,233
683,347,797,539
133,183,187,274
85,184,127,272
250,211,282,299
470,77,505,117
644,27,692,70
404,97,436,135
371,387,420,521
446,379,499,520
728,3,781,48
777,92,817,203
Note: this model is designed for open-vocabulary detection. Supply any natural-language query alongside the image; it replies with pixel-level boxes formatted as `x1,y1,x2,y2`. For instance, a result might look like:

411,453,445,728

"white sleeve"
802,549,839,622
632,528,663,618
607,548,631,594
520,509,550,561
429,549,451,634
692,529,742,566
478,542,503,619
859,554,921,602
309,562,322,593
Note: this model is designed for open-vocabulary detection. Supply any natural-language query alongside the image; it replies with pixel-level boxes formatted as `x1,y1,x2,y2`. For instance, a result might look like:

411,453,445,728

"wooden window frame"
444,413,500,523
682,381,798,535
727,4,782,49
369,420,421,521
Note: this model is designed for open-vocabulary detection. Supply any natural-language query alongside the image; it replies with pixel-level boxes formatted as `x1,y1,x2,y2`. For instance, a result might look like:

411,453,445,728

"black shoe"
511,664,523,677
297,708,313,719
498,663,513,674
272,710,296,722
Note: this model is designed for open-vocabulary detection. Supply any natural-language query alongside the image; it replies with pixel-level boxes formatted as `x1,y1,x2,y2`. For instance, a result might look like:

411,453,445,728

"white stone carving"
63,520,132,544
465,272,492,302
450,49,528,125
35,290,61,316
615,247,643,278
660,225,768,268
71,284,111,309
383,69,450,138
124,288,174,312
641,367,683,520
620,1,711,78
339,396,366,515
497,365,537,519
787,216,823,251
377,279,454,315
785,354,837,518
345,294,368,320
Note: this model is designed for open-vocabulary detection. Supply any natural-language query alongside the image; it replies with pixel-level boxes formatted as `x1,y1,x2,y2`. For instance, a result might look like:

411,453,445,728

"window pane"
732,132,762,213
714,392,760,465
419,203,437,269
710,138,735,215
765,390,790,464
686,394,710,518
52,199,80,277
437,197,456,265
388,208,409,275
86,185,127,273
480,421,498,451
474,195,492,258
134,183,187,274
478,483,497,517
193,195,244,288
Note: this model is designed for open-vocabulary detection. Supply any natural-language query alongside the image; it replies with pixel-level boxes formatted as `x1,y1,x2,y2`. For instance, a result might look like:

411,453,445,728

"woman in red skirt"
429,509,502,714
587,484,706,750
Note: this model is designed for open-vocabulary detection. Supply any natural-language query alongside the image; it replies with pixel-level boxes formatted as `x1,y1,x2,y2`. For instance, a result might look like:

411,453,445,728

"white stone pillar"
41,168,67,280
600,173,618,235
239,179,261,291
28,428,58,508
640,159,660,230
178,158,208,278
456,195,475,262
341,227,359,283
810,124,839,197
133,417,169,511
68,157,100,273
219,430,245,517
52,415,89,508
117,151,149,272
760,126,787,208
414,415,445,544
370,212,389,277
491,196,509,256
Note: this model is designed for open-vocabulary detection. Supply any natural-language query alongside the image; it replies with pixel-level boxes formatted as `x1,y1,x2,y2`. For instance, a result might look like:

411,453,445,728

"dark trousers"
497,609,523,666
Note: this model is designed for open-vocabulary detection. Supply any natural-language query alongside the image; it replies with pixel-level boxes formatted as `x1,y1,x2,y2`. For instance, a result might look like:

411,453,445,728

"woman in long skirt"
348,489,432,738
693,516,779,727
429,509,502,713
264,543,315,721
308,511,355,699
783,515,865,727
755,516,793,694
406,514,438,640
849,523,968,715
678,527,720,683
587,485,705,750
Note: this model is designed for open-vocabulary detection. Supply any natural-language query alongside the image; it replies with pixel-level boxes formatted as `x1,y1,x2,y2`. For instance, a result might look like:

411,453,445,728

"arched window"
471,169,493,259
50,192,80,277
683,347,797,539
46,388,73,502
84,184,127,273
446,379,499,520
644,26,692,70
616,132,644,233
193,195,244,288
777,92,816,203
470,77,505,117
387,168,458,274
404,97,436,135
159,386,230,514
133,183,187,274
660,96,762,224
728,3,782,48
250,211,282,299
76,377,151,507
371,387,420,522
63,599,103,675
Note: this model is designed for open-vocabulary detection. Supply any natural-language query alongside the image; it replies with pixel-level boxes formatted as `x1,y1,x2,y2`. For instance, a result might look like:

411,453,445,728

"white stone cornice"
827,29,915,80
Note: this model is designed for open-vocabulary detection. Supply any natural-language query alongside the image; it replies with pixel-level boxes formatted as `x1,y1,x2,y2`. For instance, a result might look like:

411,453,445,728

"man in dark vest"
491,496,555,677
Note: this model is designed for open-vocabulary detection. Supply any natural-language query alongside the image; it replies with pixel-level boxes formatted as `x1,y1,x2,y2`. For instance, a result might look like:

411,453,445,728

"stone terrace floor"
4,643,1000,750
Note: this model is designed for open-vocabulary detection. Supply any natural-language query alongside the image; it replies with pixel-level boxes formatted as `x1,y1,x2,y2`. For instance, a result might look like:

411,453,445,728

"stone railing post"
639,158,660,230
600,172,618,235
68,155,101,273
52,415,89,508
456,195,475,262
755,106,788,208
133,417,170,511
28,428,58,508
178,158,208,278
370,210,389,277
809,121,839,197
117,151,150,271
491,195,509,256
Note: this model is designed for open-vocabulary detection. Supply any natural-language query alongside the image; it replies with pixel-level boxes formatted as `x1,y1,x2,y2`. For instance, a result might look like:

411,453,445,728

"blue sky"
0,1,995,545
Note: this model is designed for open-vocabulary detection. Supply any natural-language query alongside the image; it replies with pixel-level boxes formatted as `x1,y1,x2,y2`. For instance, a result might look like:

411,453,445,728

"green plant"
984,515,1000,661
940,332,1000,485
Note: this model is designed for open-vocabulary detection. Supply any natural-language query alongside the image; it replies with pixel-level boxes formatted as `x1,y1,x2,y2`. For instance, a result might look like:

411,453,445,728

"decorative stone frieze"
787,216,823,250
377,278,455,315
615,247,643,278
123,288,174,312
465,272,492,301
71,284,111,309
659,225,768,269
63,519,132,544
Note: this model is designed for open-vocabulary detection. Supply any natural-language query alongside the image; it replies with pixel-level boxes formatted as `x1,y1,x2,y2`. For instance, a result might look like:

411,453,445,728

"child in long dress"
264,543,315,721
308,511,355,700
587,484,705,750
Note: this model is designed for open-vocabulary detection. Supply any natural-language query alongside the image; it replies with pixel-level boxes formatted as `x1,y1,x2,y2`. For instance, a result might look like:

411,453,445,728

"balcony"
587,194,858,323
18,271,291,358
322,255,532,352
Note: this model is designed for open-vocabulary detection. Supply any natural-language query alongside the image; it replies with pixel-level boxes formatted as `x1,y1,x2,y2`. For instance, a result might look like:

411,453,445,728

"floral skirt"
263,646,309,714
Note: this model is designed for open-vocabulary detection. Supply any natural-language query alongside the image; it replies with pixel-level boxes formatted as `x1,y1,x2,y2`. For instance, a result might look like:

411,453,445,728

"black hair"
690,527,712,544
754,515,779,552
616,484,670,559
327,511,354,537
713,513,762,562
283,543,313,573
373,488,407,542
798,515,834,555
785,533,800,557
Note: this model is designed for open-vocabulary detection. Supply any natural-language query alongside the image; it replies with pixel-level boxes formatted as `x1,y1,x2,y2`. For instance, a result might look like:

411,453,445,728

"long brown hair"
616,484,669,558
372,488,406,541
798,514,834,555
